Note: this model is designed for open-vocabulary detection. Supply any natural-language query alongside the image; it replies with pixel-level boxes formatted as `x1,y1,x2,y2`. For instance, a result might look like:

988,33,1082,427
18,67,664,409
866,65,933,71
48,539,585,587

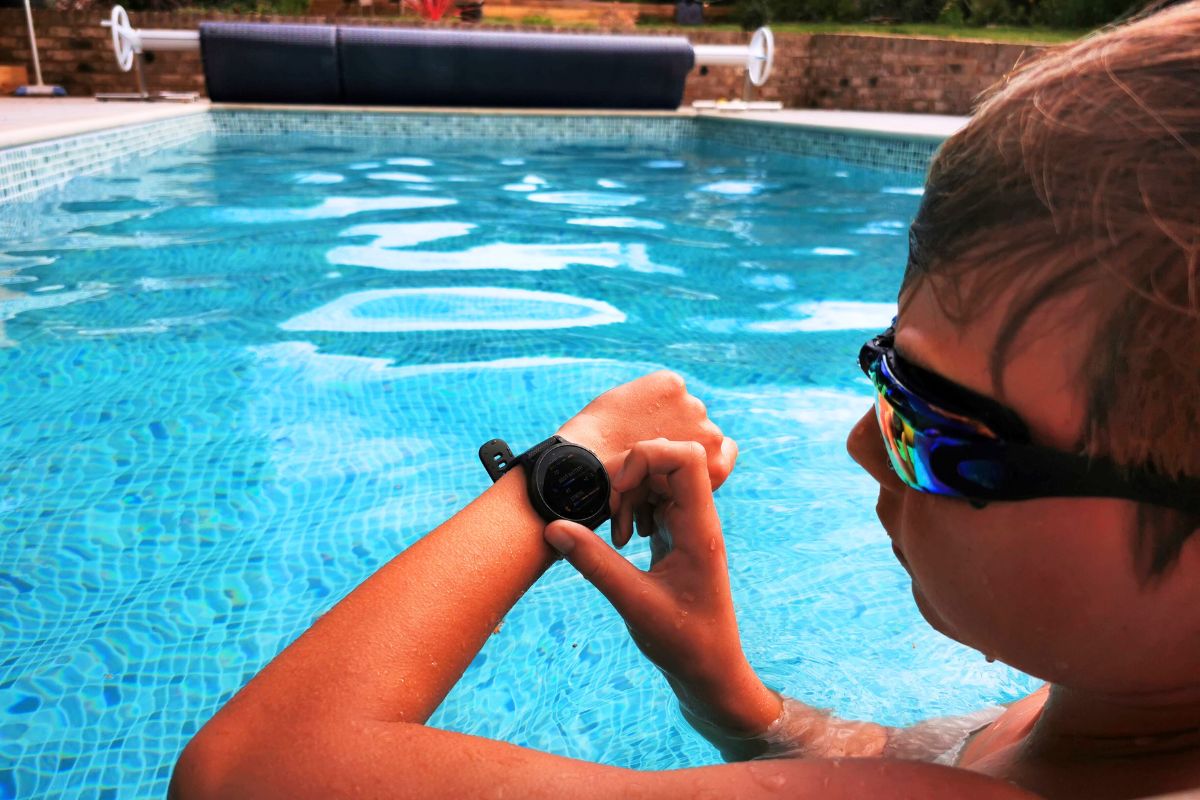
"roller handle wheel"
748,26,773,87
102,5,136,73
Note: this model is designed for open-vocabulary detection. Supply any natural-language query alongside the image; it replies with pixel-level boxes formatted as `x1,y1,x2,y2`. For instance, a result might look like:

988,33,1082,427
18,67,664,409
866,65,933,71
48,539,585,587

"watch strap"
479,439,515,483
479,435,564,483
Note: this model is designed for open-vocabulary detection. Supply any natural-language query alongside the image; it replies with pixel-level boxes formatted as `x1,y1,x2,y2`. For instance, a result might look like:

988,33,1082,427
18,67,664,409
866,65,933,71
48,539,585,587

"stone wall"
0,9,1045,113
805,33,1040,114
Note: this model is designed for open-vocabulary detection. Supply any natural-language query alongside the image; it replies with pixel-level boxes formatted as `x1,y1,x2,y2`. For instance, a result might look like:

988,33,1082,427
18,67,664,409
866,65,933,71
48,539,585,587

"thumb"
544,520,648,615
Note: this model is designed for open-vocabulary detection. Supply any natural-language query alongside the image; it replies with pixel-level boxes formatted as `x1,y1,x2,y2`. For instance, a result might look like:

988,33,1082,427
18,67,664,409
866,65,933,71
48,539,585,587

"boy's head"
906,0,1200,578
847,2,1200,692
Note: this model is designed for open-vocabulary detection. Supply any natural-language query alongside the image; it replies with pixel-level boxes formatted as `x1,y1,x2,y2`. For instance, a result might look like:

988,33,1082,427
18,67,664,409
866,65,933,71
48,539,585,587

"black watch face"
537,446,609,522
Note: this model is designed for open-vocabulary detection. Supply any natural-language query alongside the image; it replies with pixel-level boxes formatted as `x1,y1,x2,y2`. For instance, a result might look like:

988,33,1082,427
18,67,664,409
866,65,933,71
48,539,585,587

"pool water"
0,134,1039,798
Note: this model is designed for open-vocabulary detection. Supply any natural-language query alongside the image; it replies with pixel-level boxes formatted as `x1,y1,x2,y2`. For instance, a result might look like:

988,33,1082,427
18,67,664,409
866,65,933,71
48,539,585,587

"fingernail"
544,524,575,555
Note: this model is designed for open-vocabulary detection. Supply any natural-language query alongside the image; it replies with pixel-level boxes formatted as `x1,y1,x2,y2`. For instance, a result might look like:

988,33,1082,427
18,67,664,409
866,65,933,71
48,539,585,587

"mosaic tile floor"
0,132,1036,799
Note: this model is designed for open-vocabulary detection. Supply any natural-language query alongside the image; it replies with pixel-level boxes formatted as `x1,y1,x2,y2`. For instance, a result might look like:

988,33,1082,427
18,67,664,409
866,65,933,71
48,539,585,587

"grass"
636,20,1090,43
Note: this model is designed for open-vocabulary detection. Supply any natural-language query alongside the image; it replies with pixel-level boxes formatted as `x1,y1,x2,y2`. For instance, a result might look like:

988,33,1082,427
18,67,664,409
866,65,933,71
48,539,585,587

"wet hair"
900,1,1200,577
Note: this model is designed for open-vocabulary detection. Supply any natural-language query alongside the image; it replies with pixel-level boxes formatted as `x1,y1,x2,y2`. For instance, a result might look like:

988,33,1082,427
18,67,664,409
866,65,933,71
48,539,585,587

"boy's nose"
846,407,906,494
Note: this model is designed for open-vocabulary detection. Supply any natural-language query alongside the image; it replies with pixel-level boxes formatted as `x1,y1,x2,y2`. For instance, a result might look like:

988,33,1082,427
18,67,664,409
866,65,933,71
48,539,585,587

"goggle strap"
932,441,1200,515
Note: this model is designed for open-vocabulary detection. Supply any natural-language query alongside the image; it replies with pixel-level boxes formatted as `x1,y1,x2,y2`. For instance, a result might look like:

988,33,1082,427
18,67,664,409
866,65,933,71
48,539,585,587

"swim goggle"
858,322,1200,513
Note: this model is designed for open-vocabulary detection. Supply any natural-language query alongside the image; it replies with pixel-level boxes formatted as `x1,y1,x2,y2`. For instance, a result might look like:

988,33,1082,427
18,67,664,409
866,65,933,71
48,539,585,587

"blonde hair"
902,1,1200,573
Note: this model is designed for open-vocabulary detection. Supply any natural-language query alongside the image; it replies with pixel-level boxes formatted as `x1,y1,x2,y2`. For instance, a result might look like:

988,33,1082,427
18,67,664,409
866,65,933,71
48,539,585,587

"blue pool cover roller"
200,23,342,104
199,22,695,109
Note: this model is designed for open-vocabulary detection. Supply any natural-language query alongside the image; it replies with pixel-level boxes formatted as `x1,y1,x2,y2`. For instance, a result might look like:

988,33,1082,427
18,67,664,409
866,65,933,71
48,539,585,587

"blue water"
0,134,1040,798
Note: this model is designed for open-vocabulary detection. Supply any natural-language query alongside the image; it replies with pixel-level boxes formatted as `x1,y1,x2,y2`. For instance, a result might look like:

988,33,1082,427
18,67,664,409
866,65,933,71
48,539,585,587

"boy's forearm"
203,462,562,737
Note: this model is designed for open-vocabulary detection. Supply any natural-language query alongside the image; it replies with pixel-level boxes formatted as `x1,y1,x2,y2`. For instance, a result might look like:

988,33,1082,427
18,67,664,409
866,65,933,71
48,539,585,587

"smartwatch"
479,435,611,530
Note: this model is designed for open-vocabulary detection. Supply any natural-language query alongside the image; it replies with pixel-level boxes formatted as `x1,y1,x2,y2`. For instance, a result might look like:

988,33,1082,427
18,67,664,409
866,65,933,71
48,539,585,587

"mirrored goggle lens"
873,385,1017,499
873,386,924,490
871,383,972,498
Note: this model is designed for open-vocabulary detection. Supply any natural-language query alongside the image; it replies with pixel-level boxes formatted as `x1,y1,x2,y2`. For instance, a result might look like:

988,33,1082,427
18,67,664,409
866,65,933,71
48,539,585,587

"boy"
171,3,1200,797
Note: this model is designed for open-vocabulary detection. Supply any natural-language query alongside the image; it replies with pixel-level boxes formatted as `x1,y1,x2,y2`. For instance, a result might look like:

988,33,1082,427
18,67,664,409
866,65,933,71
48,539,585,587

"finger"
608,488,623,545
619,440,727,561
612,439,715,514
615,488,637,548
603,450,633,547
635,503,656,539
544,520,661,620
709,436,739,491
637,473,672,538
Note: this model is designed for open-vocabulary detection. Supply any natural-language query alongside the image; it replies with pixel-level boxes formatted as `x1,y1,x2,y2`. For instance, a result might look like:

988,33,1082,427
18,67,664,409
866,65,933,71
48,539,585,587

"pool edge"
0,106,950,204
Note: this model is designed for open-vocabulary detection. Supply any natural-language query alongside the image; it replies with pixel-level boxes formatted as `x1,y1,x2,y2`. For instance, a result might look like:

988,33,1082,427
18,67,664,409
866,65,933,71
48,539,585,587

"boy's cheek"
897,499,1089,669
899,497,1162,683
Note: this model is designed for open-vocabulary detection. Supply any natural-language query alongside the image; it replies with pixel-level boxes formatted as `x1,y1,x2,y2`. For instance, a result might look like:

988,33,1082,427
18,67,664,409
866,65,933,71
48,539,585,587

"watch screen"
541,449,607,520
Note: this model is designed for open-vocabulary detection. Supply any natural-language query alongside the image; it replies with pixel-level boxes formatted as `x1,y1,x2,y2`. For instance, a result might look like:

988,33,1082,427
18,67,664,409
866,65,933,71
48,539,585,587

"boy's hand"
556,371,738,491
542,439,781,738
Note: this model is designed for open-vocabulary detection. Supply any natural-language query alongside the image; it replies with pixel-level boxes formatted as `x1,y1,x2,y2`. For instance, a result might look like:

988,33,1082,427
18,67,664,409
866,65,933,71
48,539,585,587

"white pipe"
692,45,749,67
136,30,200,51
23,0,45,86
693,28,774,87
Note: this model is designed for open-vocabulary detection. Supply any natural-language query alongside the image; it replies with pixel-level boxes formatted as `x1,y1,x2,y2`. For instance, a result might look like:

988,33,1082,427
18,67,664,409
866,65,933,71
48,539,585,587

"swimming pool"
0,116,1039,799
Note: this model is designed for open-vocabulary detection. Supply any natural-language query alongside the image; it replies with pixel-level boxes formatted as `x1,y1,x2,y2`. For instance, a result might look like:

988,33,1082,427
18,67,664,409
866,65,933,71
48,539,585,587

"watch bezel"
527,442,611,529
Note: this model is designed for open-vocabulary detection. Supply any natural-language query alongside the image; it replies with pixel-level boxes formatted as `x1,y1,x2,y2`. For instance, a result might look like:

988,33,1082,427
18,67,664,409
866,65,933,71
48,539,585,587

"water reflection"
279,287,626,332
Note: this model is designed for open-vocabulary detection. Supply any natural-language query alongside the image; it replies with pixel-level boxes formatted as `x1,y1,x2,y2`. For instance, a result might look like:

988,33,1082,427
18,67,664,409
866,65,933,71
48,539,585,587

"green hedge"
735,0,1148,30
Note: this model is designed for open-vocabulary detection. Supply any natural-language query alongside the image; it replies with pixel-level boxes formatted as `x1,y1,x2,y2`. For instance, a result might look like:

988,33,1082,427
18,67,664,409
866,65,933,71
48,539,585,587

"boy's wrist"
668,664,782,738
555,415,617,463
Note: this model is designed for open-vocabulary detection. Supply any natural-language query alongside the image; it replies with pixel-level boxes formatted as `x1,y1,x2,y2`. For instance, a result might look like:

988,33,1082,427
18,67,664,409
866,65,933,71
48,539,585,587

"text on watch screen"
542,452,604,518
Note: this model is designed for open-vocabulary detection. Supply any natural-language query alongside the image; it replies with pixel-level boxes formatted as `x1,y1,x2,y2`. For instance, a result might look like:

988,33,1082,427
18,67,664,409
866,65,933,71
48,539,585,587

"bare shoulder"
958,685,1051,767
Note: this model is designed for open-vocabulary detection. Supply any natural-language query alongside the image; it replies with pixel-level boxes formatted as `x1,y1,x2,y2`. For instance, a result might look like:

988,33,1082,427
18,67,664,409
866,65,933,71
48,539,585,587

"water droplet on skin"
681,591,696,604
747,761,787,792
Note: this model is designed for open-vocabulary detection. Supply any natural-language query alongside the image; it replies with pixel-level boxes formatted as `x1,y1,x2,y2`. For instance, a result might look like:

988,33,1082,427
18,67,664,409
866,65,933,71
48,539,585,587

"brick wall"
805,33,1041,114
0,9,1044,113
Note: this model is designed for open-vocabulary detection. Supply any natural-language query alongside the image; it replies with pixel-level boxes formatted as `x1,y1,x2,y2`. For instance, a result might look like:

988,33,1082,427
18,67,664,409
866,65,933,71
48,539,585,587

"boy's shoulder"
958,685,1050,768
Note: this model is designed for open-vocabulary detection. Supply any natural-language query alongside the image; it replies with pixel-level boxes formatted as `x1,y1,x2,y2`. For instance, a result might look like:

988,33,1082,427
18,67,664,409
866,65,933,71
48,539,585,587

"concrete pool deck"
0,97,968,149
0,97,209,149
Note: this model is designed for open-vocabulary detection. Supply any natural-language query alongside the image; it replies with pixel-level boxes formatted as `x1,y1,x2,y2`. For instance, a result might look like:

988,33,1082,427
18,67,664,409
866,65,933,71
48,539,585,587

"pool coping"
0,103,960,204
0,101,966,149
0,102,211,150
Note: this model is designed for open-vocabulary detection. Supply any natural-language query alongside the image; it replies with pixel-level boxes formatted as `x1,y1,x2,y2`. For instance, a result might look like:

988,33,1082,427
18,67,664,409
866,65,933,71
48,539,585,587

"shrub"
733,0,1152,26
936,0,1026,25
861,0,944,21
736,0,772,27
736,0,966,24
1031,0,1143,27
